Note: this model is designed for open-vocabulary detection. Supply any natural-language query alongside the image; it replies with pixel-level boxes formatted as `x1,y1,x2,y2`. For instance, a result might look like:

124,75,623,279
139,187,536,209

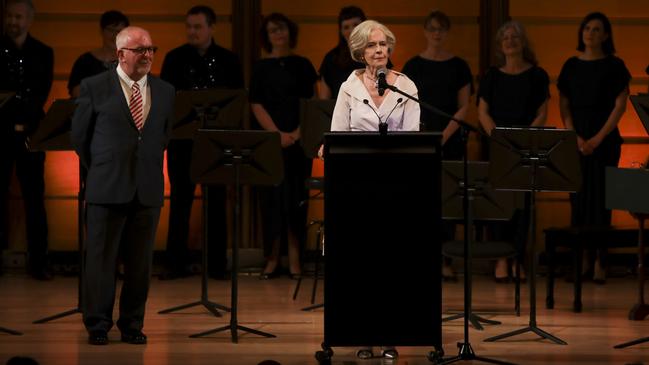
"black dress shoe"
259,267,282,280
88,330,109,345
121,330,147,344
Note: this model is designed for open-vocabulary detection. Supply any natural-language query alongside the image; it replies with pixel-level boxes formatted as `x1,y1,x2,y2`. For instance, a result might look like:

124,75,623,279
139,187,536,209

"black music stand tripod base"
484,324,567,345
442,312,501,331
301,303,323,311
187,129,283,343
157,187,229,318
158,299,228,317
437,342,517,365
0,327,22,336
189,322,276,343
614,336,649,349
33,308,82,324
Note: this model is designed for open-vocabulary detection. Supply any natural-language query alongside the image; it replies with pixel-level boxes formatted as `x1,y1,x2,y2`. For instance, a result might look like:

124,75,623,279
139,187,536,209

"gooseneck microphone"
363,99,382,123
363,97,404,136
376,68,388,96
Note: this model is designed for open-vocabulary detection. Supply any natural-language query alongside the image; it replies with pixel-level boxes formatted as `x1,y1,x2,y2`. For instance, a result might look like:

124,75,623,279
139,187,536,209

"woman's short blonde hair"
348,20,396,63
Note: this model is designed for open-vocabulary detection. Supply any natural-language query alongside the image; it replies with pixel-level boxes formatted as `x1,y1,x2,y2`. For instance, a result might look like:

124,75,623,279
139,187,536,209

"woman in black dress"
318,6,366,100
402,10,473,281
68,10,129,97
478,20,549,282
250,13,318,279
558,12,630,283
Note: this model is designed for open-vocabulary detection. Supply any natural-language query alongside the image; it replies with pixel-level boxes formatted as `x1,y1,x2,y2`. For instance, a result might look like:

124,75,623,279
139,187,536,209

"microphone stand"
380,78,517,365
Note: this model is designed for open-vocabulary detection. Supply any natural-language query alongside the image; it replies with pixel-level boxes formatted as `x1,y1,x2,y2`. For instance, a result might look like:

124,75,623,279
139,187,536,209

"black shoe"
29,267,53,281
121,330,147,344
381,347,398,359
88,330,109,345
259,267,282,280
356,348,373,359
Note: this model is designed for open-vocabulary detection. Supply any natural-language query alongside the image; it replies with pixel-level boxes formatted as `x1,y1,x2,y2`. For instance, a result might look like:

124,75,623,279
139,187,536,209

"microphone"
363,99,383,126
385,98,403,124
376,68,388,96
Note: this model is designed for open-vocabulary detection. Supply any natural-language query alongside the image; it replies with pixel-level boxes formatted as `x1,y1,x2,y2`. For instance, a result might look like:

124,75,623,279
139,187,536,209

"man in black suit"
159,5,244,280
71,26,174,346
0,0,53,280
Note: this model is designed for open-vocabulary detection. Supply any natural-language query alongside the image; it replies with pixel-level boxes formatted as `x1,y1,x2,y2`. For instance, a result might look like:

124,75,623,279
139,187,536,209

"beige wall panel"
511,0,649,17
262,0,479,17
33,0,231,15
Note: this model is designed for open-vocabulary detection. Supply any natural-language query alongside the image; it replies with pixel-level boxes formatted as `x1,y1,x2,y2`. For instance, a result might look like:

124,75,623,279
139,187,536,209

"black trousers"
166,140,227,275
0,133,48,269
83,199,160,333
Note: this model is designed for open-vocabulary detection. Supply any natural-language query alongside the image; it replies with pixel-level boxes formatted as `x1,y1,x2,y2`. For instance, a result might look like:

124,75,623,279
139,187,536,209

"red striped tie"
130,82,144,130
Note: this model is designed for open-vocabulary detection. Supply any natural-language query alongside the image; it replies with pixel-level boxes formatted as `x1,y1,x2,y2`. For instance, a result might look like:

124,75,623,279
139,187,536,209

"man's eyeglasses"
121,46,158,55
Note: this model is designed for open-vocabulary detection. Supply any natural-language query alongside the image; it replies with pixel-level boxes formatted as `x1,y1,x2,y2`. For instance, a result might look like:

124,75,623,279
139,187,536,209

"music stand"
441,161,521,329
158,89,246,317
299,98,335,158
607,167,649,348
28,100,85,325
484,127,581,346
293,98,335,311
188,129,281,343
171,89,246,139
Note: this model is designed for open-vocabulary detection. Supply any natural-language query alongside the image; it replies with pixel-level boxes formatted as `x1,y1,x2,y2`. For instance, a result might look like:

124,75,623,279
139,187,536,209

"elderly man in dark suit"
71,26,174,346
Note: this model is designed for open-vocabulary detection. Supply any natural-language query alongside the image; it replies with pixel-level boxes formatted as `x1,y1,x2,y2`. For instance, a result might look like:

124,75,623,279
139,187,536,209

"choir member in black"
158,5,244,280
318,6,366,99
68,10,129,98
558,12,630,284
250,13,317,279
402,10,473,282
0,0,53,280
478,20,549,282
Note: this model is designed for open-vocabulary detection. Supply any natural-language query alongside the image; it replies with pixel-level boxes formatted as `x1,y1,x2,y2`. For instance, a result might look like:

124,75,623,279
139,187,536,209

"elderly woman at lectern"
329,20,420,134
325,19,419,361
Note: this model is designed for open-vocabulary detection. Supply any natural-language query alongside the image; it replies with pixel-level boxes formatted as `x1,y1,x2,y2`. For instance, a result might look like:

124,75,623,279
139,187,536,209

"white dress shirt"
330,70,420,132
116,64,151,127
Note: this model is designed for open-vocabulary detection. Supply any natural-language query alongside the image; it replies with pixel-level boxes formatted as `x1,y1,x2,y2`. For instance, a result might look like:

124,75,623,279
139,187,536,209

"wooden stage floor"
0,273,647,365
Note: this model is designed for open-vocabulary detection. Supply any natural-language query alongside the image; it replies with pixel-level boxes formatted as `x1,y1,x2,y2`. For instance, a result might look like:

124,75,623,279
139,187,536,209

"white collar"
116,64,148,90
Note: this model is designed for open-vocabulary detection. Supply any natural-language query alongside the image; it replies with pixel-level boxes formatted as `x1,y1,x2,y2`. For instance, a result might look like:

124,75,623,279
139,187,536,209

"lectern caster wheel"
426,347,444,363
320,342,334,356
315,350,332,364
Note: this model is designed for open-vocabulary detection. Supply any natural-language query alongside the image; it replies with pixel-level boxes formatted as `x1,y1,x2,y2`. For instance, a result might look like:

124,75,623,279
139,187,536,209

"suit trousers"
166,139,227,275
0,132,48,269
83,199,160,333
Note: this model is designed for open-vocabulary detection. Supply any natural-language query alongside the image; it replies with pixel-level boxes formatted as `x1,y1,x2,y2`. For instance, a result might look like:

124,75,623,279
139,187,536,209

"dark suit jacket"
71,70,174,207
